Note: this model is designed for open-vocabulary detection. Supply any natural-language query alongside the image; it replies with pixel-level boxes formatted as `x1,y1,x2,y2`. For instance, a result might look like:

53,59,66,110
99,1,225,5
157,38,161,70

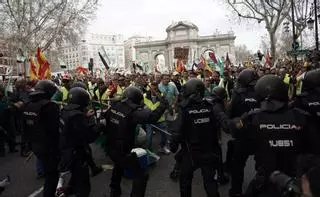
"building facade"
133,21,236,72
59,33,125,70
124,35,152,68
0,39,18,76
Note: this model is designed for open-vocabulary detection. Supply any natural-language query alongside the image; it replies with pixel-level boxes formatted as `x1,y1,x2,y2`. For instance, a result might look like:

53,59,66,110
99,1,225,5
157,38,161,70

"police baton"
150,124,172,136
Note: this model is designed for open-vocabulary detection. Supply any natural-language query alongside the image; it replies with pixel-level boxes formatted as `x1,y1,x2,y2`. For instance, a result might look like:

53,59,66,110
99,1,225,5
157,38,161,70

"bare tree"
0,0,98,54
223,0,291,63
260,30,291,59
286,0,312,39
234,44,252,64
277,30,292,55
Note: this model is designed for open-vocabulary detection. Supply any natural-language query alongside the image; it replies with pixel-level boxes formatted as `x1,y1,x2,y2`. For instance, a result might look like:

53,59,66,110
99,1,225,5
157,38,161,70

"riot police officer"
23,80,60,197
103,86,168,197
227,68,260,197
235,75,313,197
69,81,103,177
170,79,230,197
57,87,102,197
293,68,320,154
209,86,230,185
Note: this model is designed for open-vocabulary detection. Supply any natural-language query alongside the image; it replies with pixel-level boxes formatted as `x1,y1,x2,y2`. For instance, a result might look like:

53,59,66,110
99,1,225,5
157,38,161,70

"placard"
174,48,189,60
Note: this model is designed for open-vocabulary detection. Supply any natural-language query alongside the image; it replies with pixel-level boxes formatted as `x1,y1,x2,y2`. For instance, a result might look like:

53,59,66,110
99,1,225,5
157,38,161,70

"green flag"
218,58,224,77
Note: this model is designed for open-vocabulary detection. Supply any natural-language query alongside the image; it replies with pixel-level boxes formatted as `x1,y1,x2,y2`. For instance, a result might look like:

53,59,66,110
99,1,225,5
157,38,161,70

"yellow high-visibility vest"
95,89,108,102
283,74,293,98
283,74,290,85
60,86,69,102
296,80,303,95
88,81,95,97
115,86,124,99
182,79,188,85
143,93,165,122
87,90,92,100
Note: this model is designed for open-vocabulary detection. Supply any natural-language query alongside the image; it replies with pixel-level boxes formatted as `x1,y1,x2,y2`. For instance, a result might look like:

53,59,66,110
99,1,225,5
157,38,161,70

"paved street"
0,133,255,197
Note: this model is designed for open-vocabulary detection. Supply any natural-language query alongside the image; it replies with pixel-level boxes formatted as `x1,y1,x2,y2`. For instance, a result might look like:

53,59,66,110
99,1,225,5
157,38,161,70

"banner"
174,48,189,60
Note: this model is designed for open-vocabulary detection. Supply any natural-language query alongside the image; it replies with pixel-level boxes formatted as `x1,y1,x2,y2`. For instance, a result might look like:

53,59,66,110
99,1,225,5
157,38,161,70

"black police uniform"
206,87,230,185
58,87,101,197
234,75,313,197
70,81,103,177
0,100,20,154
293,69,320,154
23,80,60,197
59,105,100,196
228,69,260,196
241,104,312,197
170,79,230,197
103,86,167,197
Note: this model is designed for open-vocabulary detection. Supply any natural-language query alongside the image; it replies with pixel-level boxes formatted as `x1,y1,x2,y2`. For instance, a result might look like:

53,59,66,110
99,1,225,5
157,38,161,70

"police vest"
252,109,307,174
23,99,50,156
59,108,86,149
60,86,69,102
106,102,138,153
298,93,320,120
254,109,304,153
183,101,219,154
238,88,259,113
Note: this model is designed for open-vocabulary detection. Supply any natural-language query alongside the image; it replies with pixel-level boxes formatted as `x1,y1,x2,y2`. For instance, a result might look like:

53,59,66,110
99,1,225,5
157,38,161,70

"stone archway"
201,48,216,58
154,53,167,73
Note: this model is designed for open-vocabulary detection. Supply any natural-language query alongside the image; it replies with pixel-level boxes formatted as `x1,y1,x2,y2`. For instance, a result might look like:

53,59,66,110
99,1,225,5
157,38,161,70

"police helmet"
71,81,87,90
30,80,57,99
237,68,258,87
254,75,288,102
182,78,205,99
68,87,90,108
303,69,320,91
122,86,143,105
212,86,227,100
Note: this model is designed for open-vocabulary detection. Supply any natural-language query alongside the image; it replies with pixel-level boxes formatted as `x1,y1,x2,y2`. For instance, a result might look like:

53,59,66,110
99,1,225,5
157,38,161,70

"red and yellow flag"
29,56,38,80
200,55,213,74
176,59,186,73
37,47,51,80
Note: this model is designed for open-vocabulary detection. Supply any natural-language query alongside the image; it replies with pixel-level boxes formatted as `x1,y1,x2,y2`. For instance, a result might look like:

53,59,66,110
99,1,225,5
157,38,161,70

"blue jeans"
36,158,44,175
145,122,168,150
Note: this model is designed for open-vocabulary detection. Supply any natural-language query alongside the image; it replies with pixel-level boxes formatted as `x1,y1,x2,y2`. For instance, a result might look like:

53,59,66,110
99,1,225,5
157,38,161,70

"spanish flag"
37,47,51,80
200,55,213,74
29,56,38,80
176,59,186,73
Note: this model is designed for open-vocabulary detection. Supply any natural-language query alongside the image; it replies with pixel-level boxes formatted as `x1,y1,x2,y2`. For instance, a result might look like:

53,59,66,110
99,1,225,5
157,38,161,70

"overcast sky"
89,0,266,52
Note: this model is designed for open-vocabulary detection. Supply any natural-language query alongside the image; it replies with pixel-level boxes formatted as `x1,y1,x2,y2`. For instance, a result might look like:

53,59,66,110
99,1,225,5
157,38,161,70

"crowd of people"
0,58,320,197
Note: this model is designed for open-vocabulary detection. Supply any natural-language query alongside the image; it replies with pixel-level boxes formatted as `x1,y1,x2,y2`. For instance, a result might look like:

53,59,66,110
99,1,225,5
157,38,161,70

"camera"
269,171,301,197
